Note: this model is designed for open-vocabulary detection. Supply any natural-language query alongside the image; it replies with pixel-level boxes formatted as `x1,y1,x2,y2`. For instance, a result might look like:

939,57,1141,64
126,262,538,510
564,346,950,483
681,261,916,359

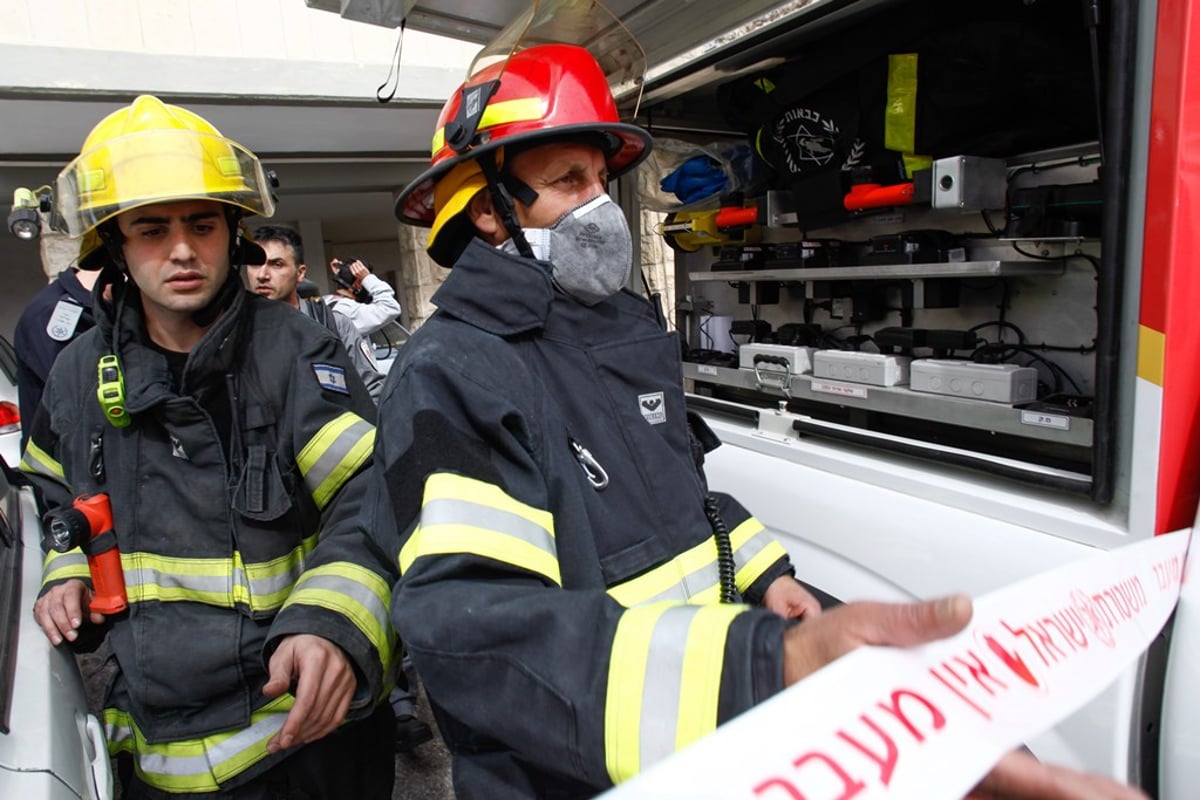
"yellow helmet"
54,95,275,237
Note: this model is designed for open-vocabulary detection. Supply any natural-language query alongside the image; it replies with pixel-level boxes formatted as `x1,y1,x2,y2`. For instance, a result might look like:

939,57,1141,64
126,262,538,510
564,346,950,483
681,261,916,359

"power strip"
910,359,1038,403
812,351,911,386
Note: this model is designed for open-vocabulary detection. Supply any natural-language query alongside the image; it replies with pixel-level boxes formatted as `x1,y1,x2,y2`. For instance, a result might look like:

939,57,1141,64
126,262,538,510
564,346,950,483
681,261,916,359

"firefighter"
23,95,397,798
378,42,1146,800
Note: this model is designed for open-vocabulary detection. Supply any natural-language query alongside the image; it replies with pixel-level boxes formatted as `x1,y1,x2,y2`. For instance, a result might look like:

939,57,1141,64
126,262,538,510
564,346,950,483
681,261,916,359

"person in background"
248,224,386,401
23,95,397,798
248,224,432,752
376,42,1145,800
13,234,103,448
325,255,402,335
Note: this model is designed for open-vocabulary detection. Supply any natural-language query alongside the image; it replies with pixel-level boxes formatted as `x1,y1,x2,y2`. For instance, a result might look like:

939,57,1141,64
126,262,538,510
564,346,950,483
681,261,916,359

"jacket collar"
434,237,662,341
433,238,554,336
95,268,248,411
57,269,96,309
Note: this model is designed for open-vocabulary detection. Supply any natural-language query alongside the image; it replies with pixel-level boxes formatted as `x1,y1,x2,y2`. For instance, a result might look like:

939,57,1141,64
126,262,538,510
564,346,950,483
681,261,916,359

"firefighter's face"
508,142,610,229
116,200,231,321
247,240,306,306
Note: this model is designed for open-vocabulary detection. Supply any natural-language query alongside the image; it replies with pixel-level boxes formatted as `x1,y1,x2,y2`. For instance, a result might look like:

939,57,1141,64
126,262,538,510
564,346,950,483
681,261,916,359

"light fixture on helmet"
8,187,49,241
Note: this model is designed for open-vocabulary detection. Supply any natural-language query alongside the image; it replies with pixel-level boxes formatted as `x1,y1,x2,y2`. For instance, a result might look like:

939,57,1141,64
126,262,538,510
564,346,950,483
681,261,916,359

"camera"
333,257,374,303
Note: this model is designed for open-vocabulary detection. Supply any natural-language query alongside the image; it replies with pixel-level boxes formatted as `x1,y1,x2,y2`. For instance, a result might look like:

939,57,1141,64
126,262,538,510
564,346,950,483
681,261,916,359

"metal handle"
753,355,792,398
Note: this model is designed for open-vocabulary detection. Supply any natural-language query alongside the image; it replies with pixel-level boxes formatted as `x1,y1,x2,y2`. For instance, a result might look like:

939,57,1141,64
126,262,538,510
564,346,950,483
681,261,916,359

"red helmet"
395,43,652,265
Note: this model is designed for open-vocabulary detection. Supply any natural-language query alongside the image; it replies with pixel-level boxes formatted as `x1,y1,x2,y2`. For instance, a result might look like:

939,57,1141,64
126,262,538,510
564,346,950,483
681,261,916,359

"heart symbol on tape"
984,634,1040,688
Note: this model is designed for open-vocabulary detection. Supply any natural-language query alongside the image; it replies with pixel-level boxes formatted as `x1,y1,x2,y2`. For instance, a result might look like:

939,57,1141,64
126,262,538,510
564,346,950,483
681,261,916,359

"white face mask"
499,193,632,306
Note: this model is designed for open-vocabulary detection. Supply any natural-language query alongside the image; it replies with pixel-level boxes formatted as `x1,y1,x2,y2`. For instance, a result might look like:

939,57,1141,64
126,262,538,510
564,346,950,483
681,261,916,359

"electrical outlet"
830,298,846,320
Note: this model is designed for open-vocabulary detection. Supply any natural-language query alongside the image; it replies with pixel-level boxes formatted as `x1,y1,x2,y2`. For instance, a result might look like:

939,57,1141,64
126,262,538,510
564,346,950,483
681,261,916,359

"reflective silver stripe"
301,416,374,507
422,497,557,557
289,571,390,636
638,606,696,768
623,562,721,607
106,709,288,786
20,439,65,480
732,525,775,570
43,549,89,584
120,550,306,611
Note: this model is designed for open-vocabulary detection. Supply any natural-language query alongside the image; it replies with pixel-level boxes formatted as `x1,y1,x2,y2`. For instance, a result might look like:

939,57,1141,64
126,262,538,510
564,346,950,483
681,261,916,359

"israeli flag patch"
312,363,350,395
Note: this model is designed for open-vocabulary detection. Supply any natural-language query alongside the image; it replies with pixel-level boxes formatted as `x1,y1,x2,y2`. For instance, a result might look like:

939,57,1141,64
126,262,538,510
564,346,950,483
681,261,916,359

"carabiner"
568,437,609,490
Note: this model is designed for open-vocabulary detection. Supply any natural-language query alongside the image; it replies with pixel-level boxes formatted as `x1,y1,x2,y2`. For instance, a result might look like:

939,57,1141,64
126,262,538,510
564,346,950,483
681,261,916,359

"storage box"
910,359,1038,403
738,343,815,374
812,351,911,386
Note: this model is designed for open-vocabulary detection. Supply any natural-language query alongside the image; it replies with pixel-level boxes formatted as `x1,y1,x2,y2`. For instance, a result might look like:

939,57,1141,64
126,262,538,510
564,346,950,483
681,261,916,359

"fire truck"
367,0,1200,794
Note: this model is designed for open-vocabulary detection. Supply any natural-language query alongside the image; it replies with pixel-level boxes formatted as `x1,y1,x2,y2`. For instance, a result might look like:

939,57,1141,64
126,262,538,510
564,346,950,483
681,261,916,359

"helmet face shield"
56,128,275,237
471,0,646,115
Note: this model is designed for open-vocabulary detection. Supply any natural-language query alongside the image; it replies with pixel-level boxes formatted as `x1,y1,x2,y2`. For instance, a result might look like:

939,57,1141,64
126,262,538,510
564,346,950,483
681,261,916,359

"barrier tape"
603,529,1191,799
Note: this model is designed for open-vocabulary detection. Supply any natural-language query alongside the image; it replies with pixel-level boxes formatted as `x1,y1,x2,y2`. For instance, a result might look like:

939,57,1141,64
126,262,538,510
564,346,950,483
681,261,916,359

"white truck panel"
700,408,1143,779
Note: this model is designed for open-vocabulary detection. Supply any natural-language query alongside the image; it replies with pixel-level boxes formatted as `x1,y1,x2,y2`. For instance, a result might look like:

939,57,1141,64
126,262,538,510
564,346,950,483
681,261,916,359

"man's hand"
781,594,972,685
781,597,1148,799
347,260,369,288
263,634,357,754
33,579,106,645
762,575,822,621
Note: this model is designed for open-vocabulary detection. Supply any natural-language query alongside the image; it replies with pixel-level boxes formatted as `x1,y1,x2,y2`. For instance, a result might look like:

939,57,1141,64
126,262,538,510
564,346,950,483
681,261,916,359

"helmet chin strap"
190,206,245,327
479,153,536,259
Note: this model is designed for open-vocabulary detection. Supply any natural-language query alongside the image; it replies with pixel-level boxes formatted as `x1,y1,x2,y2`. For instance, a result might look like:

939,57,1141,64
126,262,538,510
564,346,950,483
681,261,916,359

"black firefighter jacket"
20,272,397,794
375,240,797,798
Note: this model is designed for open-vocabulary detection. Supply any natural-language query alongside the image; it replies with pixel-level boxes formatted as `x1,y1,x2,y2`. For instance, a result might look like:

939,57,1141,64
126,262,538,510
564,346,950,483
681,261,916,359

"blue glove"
660,155,728,204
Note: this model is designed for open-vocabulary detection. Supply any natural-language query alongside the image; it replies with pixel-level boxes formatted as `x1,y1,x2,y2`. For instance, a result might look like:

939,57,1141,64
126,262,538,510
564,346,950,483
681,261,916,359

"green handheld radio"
96,354,130,428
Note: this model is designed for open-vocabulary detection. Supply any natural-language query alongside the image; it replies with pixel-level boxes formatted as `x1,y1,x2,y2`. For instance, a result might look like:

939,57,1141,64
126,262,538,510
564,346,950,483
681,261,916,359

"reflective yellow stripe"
120,536,316,613
20,439,64,479
43,549,89,585
106,695,295,793
430,96,546,154
399,473,560,585
283,562,395,667
607,517,785,607
297,413,375,510
606,602,669,783
604,603,749,783
676,605,746,752
884,53,919,154
728,518,788,593
608,537,718,607
737,539,788,593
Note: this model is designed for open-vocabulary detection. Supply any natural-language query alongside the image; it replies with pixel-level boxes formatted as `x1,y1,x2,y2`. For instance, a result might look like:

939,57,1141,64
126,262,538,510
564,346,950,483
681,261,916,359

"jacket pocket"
231,444,295,521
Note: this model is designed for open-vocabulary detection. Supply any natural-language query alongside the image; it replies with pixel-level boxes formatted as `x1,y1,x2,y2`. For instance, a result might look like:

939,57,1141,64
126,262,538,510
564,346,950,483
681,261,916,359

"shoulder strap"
303,298,338,333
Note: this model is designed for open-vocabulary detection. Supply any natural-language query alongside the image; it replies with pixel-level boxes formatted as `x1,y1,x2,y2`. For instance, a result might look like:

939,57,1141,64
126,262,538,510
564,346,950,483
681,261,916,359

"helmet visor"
470,0,645,118
55,129,276,237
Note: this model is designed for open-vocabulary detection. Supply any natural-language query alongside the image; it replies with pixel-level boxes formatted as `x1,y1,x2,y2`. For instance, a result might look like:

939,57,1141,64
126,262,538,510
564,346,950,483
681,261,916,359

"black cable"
970,320,1026,345
703,496,739,604
981,209,1001,236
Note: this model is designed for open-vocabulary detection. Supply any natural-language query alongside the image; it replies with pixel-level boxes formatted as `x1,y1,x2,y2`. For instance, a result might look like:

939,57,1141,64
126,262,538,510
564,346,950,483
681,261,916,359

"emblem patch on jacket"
312,364,349,395
638,391,666,425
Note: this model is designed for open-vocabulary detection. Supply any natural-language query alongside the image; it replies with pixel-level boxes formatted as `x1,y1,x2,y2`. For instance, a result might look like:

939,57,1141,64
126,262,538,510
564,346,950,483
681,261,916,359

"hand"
762,576,822,621
967,750,1148,799
348,260,368,288
263,634,357,754
781,598,1148,799
33,579,107,645
781,594,972,686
